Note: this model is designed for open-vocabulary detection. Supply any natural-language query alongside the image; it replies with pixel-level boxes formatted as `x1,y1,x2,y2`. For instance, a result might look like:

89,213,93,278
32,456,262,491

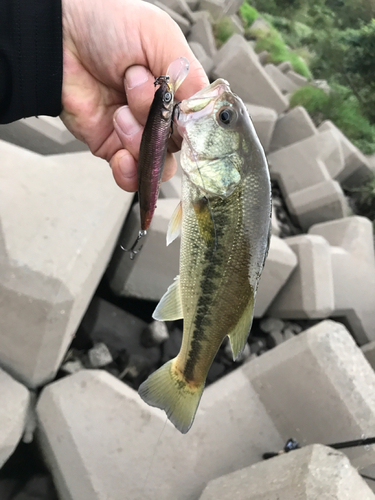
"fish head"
176,79,258,197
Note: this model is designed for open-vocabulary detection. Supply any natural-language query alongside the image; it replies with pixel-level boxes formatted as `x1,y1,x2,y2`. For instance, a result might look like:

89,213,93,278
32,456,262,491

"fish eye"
164,92,172,103
218,108,235,126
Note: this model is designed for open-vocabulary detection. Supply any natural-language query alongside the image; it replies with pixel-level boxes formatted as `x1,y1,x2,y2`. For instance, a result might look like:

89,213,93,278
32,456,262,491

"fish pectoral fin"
167,201,182,246
138,358,205,434
228,294,255,361
152,275,183,321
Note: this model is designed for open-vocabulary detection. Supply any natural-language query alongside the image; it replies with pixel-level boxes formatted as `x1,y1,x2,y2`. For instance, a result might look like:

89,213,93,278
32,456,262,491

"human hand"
60,0,209,192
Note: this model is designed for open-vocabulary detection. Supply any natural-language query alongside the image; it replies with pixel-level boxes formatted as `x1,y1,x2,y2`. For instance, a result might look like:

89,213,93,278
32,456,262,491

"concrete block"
188,41,214,75
268,235,334,319
0,143,133,387
277,61,293,73
286,179,349,231
154,1,191,35
246,320,375,470
107,198,180,301
199,0,224,20
268,130,344,197
249,17,271,34
212,35,289,113
245,103,277,153
186,0,200,9
254,236,298,317
199,445,375,500
188,12,217,57
228,14,244,35
362,342,375,371
36,369,283,500
319,120,373,187
309,217,375,344
264,64,299,94
271,210,280,236
159,171,182,199
257,50,269,65
156,0,194,21
286,69,308,87
0,368,30,468
0,116,87,155
269,106,317,152
223,0,243,16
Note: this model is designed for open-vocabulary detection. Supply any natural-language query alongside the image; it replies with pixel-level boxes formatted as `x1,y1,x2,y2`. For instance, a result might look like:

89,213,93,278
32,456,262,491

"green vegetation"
213,17,236,47
249,25,311,78
290,84,375,155
237,0,375,156
239,3,259,27
346,176,375,231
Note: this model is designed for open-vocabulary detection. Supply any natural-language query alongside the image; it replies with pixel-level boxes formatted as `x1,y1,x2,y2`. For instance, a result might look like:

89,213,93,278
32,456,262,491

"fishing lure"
125,57,189,259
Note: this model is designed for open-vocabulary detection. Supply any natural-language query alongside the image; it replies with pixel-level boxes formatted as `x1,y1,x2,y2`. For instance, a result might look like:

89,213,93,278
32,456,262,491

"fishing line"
141,416,169,496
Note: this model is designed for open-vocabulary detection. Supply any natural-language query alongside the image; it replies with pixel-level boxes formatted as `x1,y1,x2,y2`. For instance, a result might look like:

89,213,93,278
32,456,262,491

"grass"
239,3,260,28
290,84,375,154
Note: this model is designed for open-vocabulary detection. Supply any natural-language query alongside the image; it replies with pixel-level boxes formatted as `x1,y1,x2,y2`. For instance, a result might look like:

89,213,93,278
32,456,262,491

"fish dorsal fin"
153,275,183,321
167,201,182,246
228,293,255,361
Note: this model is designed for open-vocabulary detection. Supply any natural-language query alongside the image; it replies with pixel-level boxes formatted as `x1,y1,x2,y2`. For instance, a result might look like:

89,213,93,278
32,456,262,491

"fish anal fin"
228,294,255,361
138,358,204,434
167,201,182,246
152,275,183,321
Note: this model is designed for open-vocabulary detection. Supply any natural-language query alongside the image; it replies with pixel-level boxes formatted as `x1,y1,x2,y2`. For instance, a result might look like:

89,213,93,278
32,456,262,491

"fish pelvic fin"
167,201,182,246
152,275,183,321
228,293,255,361
138,358,204,434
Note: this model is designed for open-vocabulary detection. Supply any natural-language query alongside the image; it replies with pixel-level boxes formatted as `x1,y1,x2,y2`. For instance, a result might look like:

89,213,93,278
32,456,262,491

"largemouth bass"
138,79,272,433
126,57,189,258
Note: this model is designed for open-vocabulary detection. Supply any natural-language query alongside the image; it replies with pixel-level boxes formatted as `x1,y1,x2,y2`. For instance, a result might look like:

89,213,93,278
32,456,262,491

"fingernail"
115,106,142,136
125,66,149,90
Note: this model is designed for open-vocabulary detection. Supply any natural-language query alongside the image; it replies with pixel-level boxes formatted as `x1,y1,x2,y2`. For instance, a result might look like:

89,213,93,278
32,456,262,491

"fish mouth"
175,79,232,131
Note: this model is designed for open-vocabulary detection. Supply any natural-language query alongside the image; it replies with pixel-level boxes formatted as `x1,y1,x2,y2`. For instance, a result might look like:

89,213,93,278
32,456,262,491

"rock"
0,143,133,388
188,41,214,76
269,106,317,152
0,368,30,468
206,361,225,383
199,444,375,500
36,369,283,500
154,1,191,35
249,338,268,355
283,328,295,340
88,343,113,368
286,69,308,87
264,63,299,94
162,327,183,362
268,235,334,320
318,120,373,188
141,321,169,347
224,340,250,362
246,320,375,470
254,236,298,318
61,360,84,375
249,17,271,33
313,79,330,93
269,330,284,346
309,216,375,344
188,12,217,58
245,103,277,153
260,317,285,333
212,35,288,113
107,198,180,301
0,116,87,155
77,297,160,369
286,179,349,231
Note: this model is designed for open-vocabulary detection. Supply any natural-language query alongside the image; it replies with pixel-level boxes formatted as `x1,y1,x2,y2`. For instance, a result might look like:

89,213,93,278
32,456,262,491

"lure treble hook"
121,230,147,260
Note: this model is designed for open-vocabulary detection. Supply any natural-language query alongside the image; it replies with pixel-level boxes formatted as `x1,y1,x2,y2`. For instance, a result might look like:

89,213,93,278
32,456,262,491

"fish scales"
139,78,271,433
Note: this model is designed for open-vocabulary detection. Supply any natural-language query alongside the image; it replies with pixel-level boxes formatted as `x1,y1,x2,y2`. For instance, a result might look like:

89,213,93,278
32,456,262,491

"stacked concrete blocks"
246,320,375,470
0,142,133,387
199,445,375,500
36,369,283,500
212,35,289,113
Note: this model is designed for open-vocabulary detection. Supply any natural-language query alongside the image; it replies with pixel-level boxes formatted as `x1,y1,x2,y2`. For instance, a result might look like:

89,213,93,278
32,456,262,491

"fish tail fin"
138,358,204,434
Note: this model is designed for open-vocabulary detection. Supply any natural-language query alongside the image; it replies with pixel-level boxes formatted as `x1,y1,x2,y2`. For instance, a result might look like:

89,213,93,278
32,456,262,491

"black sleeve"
0,0,63,124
